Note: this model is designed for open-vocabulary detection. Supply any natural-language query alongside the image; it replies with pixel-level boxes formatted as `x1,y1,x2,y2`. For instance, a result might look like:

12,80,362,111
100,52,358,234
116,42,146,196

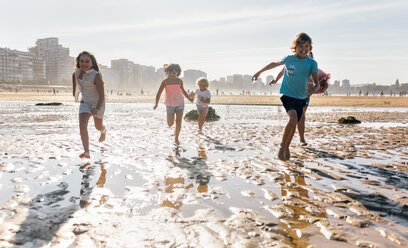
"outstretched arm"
269,67,285,85
199,97,211,104
153,81,166,109
252,62,281,81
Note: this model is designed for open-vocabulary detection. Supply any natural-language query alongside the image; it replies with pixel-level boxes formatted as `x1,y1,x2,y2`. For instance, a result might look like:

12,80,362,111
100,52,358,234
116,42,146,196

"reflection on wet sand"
1,103,408,247
79,162,108,208
279,173,314,248
162,177,193,209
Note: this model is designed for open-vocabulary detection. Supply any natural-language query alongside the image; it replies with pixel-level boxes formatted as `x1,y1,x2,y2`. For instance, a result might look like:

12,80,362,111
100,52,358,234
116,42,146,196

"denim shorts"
280,95,306,122
79,101,105,119
166,104,184,115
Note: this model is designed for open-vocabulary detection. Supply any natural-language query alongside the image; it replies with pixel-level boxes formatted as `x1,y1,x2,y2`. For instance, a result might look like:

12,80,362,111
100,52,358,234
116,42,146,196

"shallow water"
0,101,408,247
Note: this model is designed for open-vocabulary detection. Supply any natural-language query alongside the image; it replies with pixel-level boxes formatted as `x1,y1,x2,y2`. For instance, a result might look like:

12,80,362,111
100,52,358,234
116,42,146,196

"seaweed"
35,102,63,106
338,116,361,124
184,107,220,121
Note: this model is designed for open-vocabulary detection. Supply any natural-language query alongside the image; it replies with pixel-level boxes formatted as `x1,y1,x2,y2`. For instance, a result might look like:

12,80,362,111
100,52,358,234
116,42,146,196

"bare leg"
94,116,106,142
197,108,208,131
167,111,175,127
174,109,183,144
297,106,307,145
79,113,91,158
279,110,298,161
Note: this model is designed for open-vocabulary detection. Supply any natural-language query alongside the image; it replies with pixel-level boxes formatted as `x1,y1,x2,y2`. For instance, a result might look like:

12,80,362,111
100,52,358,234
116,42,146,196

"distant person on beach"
191,77,211,132
72,51,106,159
269,52,330,146
153,63,193,144
252,32,320,161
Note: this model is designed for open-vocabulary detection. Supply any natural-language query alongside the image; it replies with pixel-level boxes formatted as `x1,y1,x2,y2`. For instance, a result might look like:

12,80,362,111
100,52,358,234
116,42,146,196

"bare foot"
175,138,180,145
79,152,90,159
278,147,290,161
284,147,290,160
99,127,106,142
278,147,285,161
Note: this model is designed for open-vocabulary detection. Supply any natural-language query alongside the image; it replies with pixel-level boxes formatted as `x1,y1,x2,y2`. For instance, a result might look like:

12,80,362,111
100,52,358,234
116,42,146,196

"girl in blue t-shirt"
269,52,330,147
252,32,320,161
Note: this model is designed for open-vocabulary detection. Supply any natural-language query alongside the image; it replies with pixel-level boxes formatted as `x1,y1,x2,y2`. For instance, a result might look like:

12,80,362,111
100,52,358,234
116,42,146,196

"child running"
191,77,211,132
153,63,193,144
269,52,330,146
72,51,106,159
252,32,320,161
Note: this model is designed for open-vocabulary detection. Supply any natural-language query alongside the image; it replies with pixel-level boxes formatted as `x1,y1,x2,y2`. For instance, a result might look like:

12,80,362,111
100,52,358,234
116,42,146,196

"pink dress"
164,79,185,107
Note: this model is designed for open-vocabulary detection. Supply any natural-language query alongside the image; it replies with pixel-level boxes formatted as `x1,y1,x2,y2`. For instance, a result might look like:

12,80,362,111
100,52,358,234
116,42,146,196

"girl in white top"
72,51,106,159
192,77,211,131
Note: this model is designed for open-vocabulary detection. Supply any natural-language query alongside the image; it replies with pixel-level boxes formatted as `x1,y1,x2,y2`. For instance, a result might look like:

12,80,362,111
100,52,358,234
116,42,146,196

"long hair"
75,51,100,72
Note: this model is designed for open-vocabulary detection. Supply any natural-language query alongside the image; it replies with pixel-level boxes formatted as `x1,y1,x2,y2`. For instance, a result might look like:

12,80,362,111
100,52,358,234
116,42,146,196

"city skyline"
1,0,407,85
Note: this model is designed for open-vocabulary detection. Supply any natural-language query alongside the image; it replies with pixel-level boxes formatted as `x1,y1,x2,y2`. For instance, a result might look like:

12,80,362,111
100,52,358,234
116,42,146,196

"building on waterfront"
0,47,46,83
99,64,120,89
342,79,350,88
29,37,73,84
111,59,136,89
333,80,340,88
182,69,207,90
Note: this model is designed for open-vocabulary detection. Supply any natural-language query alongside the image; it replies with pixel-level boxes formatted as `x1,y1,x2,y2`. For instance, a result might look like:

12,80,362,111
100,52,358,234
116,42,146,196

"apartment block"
183,69,207,90
0,47,45,82
29,37,73,84
111,59,135,88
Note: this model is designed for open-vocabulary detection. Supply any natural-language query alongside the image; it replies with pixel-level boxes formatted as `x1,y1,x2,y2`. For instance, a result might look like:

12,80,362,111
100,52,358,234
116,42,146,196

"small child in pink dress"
153,63,193,144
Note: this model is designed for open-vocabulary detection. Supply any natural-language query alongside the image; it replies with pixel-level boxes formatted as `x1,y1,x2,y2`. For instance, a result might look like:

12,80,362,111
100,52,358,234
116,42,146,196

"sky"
1,0,407,85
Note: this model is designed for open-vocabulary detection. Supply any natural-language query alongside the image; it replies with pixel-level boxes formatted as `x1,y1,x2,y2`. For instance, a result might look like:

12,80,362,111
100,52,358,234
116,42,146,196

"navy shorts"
280,95,307,121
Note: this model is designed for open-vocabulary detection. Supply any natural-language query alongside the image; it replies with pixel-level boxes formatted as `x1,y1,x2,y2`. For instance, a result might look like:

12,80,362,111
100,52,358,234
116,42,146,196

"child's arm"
72,73,76,97
200,97,211,104
180,80,193,103
252,62,281,81
92,74,105,116
153,81,166,110
307,72,320,97
269,67,285,85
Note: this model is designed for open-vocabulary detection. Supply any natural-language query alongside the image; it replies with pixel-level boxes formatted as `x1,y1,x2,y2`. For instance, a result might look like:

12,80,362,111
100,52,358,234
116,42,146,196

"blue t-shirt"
279,55,318,99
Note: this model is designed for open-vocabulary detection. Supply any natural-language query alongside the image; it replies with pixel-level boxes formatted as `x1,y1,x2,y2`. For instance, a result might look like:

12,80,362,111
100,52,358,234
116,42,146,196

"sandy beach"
1,91,408,107
0,100,408,247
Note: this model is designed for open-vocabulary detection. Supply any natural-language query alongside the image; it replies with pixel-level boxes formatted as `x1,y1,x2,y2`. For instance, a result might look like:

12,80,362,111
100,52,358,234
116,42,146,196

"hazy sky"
1,0,407,85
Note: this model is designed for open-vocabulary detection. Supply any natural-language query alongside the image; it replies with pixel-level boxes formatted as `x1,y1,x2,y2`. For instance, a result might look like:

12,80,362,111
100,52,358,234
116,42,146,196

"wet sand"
1,91,408,107
0,102,408,247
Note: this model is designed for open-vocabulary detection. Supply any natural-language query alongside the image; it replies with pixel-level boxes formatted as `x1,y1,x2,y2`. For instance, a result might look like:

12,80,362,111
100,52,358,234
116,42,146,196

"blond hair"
196,77,209,88
290,32,313,53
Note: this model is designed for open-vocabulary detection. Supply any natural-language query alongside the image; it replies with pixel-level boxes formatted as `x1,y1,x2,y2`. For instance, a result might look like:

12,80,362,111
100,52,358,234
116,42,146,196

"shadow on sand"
12,162,107,247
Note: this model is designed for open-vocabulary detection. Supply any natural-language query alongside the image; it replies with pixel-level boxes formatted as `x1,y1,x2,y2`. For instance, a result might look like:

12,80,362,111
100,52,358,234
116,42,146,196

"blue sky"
1,0,407,85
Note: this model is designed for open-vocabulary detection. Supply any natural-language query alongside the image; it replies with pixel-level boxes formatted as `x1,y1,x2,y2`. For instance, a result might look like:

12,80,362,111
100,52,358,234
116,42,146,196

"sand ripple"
0,102,407,247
